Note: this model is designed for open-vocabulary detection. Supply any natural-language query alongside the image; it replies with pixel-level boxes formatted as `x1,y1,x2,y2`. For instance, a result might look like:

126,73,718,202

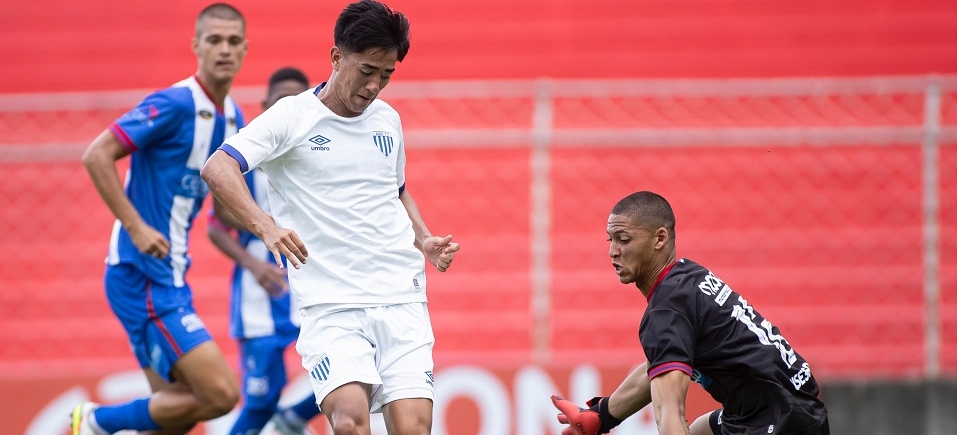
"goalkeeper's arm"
608,360,653,419
552,361,653,435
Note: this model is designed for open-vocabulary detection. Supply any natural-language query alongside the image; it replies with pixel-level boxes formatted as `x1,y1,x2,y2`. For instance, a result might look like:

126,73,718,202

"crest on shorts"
373,131,393,157
310,354,331,381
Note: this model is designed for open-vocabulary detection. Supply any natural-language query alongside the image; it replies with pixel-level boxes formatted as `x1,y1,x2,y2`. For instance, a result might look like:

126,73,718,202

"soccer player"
551,191,829,435
200,1,460,435
207,66,323,435
73,3,247,434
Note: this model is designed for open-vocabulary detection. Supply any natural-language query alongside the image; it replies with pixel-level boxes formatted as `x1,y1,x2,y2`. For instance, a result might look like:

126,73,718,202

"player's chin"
215,71,238,82
351,97,374,112
208,67,237,82
616,272,634,284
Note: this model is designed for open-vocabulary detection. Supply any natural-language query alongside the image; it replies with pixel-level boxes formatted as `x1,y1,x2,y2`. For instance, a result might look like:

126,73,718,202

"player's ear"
331,46,342,70
191,37,199,54
654,227,669,249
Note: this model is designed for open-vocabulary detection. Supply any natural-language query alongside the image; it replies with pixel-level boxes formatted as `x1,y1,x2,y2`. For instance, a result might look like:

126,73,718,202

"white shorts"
297,302,435,413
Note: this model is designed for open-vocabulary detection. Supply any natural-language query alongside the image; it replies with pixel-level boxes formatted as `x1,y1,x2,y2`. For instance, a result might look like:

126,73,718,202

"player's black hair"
268,67,310,93
334,0,411,61
612,191,676,239
196,3,246,36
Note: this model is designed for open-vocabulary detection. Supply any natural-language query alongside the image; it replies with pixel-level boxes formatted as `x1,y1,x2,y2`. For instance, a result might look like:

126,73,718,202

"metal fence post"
531,79,553,364
922,77,942,435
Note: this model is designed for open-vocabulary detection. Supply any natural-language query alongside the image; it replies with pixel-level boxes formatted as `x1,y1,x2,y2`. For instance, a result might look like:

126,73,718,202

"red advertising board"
9,363,719,435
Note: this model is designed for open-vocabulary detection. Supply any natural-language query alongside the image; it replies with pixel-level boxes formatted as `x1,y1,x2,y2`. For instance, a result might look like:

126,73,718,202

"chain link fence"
1,76,955,380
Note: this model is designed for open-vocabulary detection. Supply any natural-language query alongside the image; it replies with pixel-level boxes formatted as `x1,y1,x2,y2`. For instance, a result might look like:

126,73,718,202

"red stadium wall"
1,0,956,93
2,0,957,434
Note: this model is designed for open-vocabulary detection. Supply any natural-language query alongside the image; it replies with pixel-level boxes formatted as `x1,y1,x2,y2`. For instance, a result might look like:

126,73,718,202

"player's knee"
196,380,240,418
388,415,431,435
330,417,365,435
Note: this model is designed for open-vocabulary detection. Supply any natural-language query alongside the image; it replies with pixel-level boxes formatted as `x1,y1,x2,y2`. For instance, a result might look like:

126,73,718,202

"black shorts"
708,409,830,435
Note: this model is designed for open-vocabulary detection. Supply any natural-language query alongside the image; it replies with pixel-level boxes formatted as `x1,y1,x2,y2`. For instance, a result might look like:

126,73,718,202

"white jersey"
220,86,426,308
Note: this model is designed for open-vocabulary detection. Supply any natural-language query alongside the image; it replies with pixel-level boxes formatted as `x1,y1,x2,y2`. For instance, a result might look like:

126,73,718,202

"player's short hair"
334,0,411,62
268,67,310,94
612,191,676,239
196,3,246,36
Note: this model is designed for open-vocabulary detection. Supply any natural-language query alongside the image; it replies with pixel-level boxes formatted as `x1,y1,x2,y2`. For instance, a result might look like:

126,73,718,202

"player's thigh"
320,382,374,431
144,367,190,394
171,341,239,402
371,303,435,411
382,398,432,435
297,309,382,408
690,410,717,435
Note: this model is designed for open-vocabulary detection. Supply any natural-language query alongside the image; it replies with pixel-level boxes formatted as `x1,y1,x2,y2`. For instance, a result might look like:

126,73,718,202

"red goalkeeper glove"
551,395,623,435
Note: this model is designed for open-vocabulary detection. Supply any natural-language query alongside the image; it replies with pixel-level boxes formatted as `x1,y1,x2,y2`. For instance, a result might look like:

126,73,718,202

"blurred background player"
207,66,324,435
552,191,828,435
73,3,247,434
201,2,460,435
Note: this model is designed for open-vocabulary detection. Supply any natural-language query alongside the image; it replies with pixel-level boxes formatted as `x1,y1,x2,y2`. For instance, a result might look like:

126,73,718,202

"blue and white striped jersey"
226,169,301,339
106,75,244,287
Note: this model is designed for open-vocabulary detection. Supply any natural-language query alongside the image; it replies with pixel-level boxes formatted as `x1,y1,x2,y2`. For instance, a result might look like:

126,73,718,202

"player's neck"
194,73,231,110
637,254,678,297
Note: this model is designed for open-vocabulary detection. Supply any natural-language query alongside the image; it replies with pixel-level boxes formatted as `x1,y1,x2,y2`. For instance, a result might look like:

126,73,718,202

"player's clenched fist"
551,395,622,435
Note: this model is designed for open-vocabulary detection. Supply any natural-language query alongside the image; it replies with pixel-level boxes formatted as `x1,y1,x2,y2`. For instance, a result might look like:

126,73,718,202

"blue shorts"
238,333,298,410
105,263,212,382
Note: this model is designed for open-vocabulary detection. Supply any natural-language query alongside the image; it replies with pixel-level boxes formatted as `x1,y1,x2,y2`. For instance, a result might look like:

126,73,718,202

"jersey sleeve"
109,90,183,152
640,307,696,380
220,97,294,173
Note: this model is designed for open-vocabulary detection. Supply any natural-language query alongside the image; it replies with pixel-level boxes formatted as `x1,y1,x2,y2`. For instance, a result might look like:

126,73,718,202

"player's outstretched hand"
422,234,460,272
552,395,623,435
551,395,603,435
261,227,308,269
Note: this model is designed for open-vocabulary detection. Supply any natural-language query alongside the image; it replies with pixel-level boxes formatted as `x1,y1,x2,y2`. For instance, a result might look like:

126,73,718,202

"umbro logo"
309,134,331,150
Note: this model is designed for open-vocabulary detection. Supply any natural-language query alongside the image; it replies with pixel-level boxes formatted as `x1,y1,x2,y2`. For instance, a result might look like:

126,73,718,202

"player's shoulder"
658,258,709,294
269,90,317,117
137,82,196,114
370,97,397,112
368,99,402,125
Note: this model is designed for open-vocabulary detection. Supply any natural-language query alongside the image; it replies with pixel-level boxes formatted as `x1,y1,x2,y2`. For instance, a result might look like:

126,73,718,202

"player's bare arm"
399,190,460,272
650,370,692,435
208,223,288,296
549,363,648,435
211,196,248,231
201,151,308,268
608,361,653,419
82,130,170,259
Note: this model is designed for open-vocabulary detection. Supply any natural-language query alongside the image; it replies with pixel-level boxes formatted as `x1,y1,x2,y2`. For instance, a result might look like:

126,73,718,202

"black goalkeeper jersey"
639,258,827,435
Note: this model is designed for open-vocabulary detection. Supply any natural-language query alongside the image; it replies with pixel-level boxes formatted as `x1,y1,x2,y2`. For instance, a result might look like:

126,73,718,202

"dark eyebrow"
361,63,395,73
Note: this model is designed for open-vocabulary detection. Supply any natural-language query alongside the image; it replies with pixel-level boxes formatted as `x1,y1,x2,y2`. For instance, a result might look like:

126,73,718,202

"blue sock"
286,395,322,423
93,398,161,433
229,407,273,435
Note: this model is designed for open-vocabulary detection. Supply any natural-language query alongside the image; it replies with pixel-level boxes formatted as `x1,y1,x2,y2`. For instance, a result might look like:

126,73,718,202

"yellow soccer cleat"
70,402,101,435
